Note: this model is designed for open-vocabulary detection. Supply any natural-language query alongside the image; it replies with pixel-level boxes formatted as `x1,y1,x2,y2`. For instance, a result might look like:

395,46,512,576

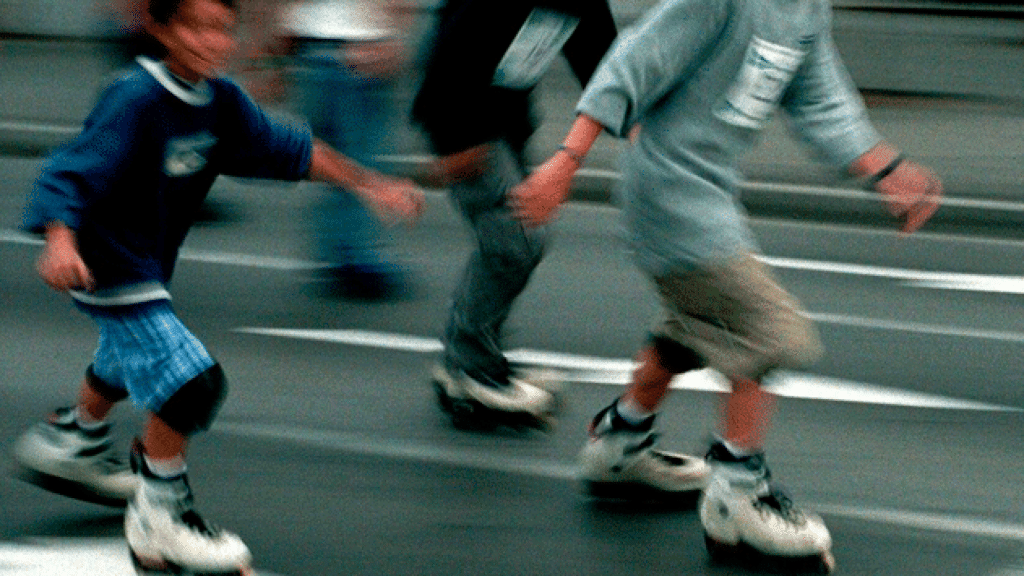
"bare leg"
620,345,675,412
77,378,118,422
142,414,188,462
720,377,776,451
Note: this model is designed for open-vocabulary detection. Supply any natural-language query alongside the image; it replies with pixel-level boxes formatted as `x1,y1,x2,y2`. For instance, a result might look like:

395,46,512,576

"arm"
849,141,942,234
509,114,605,226
307,139,425,225
37,222,95,292
782,31,941,234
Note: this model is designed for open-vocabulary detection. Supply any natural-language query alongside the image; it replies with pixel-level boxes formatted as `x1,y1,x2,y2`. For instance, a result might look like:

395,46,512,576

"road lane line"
213,420,1024,543
806,312,1024,343
234,327,1021,412
0,538,285,576
761,255,1024,294
5,228,1022,293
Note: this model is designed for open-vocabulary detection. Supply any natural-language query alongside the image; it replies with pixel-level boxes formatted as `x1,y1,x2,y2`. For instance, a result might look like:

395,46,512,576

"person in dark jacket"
413,0,617,429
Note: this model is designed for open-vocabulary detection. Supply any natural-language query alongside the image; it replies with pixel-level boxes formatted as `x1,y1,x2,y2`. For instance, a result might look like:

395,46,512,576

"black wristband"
869,154,905,186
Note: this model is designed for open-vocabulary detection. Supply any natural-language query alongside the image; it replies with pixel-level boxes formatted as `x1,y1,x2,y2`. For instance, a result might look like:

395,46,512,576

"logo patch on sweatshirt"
715,37,806,129
163,132,217,177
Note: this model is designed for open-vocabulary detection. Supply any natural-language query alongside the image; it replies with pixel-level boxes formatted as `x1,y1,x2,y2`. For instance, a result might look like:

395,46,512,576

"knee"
650,334,705,374
155,363,228,436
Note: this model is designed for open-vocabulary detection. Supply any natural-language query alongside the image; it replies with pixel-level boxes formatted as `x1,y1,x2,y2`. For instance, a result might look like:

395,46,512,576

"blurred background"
2,2,1024,575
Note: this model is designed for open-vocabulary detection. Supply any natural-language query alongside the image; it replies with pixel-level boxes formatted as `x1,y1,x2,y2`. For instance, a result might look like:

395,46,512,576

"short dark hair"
148,0,237,25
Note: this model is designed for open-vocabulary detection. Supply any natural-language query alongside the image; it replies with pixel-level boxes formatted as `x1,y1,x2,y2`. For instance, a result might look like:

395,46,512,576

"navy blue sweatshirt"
24,57,312,303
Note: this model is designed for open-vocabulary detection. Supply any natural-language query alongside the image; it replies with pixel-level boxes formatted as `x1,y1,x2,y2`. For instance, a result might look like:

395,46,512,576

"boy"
412,0,618,429
511,0,941,571
12,0,423,573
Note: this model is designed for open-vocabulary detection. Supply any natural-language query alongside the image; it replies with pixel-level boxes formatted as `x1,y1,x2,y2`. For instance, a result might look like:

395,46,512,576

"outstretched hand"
875,160,943,234
358,174,426,226
509,154,577,227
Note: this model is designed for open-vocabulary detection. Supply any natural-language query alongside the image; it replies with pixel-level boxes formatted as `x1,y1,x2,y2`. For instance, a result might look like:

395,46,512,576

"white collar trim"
137,56,213,106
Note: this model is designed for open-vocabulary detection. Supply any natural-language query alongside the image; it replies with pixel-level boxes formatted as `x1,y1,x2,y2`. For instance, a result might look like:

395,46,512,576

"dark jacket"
412,0,617,157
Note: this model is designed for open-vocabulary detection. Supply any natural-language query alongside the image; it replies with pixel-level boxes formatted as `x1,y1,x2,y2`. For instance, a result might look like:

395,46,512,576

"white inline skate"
431,363,557,431
125,441,253,576
577,402,709,503
699,442,835,573
13,407,139,506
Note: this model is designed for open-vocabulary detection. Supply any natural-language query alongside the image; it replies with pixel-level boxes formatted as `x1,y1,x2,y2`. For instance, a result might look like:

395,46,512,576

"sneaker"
699,442,835,571
125,440,252,575
13,407,139,504
431,363,556,418
577,402,709,499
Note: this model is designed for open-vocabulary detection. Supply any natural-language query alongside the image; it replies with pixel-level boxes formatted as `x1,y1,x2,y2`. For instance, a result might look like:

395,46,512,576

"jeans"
442,141,550,380
293,48,392,268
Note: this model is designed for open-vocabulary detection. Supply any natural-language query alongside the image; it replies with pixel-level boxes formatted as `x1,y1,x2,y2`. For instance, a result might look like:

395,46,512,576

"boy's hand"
425,144,493,187
38,224,95,292
509,153,577,227
874,160,943,234
357,175,426,226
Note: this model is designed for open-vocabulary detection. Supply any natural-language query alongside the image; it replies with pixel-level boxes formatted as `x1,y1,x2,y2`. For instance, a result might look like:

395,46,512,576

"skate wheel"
432,381,454,413
131,550,255,576
130,550,171,576
818,550,837,574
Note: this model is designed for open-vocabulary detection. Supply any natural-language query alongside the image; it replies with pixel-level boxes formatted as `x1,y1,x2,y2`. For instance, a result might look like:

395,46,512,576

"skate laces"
179,507,221,537
753,485,807,525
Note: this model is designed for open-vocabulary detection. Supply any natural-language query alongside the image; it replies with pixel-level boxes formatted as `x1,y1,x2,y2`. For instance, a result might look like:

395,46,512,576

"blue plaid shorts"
81,300,216,413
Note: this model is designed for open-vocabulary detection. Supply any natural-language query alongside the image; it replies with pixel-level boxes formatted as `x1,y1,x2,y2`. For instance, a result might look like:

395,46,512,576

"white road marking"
761,255,1024,294
813,504,1024,542
806,312,1024,343
4,227,1023,293
212,420,1024,544
234,327,1021,412
0,538,281,576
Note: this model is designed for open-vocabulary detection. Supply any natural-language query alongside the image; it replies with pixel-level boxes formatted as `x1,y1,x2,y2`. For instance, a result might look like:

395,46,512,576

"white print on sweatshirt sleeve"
492,8,580,90
715,37,805,129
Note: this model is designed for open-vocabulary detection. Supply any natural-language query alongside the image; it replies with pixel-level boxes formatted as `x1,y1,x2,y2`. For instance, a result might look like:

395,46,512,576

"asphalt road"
1,155,1024,575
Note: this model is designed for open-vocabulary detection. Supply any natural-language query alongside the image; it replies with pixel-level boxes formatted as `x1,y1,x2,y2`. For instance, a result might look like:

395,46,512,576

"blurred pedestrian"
12,0,422,573
511,0,942,570
412,0,618,429
281,0,414,299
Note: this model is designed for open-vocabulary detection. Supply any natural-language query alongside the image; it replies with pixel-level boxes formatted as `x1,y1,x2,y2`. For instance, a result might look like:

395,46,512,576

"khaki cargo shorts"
652,253,823,380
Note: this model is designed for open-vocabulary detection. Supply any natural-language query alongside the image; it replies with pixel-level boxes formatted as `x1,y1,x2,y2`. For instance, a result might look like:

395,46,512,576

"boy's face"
150,0,237,83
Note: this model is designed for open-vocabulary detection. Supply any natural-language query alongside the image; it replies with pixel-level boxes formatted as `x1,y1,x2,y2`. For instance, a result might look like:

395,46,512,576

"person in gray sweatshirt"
510,0,941,570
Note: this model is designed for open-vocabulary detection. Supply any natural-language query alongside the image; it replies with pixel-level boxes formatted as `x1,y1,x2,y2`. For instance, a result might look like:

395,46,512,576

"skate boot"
125,441,253,576
12,407,139,506
431,363,556,431
577,402,709,502
699,442,835,574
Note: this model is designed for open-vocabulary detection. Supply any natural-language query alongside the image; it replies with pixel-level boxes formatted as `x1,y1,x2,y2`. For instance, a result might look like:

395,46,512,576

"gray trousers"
442,141,549,380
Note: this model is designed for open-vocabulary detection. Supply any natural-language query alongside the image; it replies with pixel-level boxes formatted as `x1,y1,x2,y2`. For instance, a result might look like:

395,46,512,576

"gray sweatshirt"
577,0,882,275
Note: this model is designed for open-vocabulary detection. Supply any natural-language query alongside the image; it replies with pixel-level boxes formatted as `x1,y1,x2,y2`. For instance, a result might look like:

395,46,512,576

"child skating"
511,0,942,570
13,0,423,573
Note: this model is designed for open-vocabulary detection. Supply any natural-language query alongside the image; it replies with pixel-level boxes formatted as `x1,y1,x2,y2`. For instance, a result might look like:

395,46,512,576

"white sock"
144,455,187,479
615,397,653,426
74,407,105,431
